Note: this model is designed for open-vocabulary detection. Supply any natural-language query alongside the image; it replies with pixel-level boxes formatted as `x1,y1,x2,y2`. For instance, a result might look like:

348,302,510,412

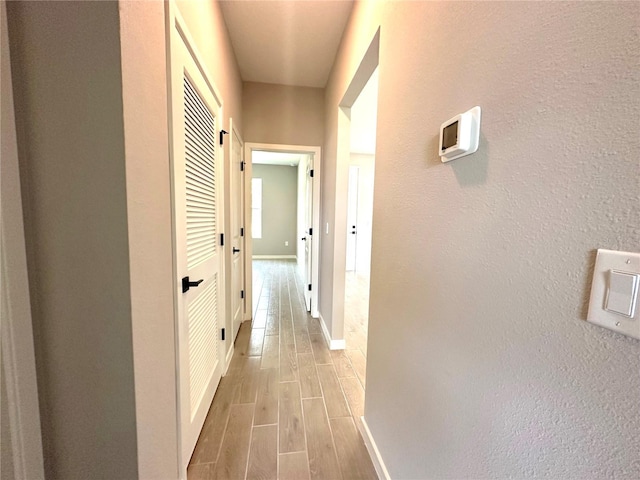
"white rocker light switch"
587,249,640,340
605,270,639,318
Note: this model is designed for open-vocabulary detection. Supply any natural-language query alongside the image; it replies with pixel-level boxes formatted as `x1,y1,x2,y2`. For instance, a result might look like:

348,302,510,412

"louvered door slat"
185,129,215,159
184,80,214,130
184,76,217,269
187,275,218,415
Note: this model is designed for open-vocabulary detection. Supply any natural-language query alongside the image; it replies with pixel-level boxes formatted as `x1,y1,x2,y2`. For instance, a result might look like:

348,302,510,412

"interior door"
230,127,245,340
304,157,314,311
169,23,224,472
345,165,359,272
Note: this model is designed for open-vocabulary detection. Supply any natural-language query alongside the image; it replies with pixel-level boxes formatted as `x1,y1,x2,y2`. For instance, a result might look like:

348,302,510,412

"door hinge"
240,227,244,237
308,284,312,291
240,290,245,299
309,228,313,236
220,129,228,145
240,161,245,172
310,169,314,178
220,233,224,246
221,328,226,341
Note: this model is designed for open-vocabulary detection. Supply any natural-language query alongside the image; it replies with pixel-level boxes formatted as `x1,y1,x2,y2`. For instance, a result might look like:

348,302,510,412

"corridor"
187,260,376,480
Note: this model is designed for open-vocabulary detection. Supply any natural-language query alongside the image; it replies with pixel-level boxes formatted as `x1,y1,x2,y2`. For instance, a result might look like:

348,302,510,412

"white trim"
319,314,346,351
357,417,391,480
227,118,247,343
224,344,234,375
252,255,297,260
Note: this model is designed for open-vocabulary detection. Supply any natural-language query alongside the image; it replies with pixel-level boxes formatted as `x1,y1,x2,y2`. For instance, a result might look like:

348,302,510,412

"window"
252,178,262,239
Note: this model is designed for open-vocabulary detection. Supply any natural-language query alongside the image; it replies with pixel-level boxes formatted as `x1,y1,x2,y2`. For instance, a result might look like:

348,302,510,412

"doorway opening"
343,68,378,386
244,144,321,322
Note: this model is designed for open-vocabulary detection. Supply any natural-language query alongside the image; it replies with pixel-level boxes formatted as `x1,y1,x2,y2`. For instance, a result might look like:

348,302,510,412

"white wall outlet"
285,241,289,246
587,249,640,340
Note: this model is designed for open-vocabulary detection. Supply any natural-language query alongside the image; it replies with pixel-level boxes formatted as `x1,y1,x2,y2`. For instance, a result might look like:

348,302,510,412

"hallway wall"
6,0,244,478
252,164,298,256
322,1,640,478
7,3,137,477
243,81,324,146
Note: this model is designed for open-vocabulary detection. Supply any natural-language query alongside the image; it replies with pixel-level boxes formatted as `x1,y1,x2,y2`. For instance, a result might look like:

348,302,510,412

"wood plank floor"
188,260,376,480
344,271,369,363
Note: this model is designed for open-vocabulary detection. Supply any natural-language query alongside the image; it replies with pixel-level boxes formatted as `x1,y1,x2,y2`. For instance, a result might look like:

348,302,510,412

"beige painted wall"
322,1,640,478
252,164,298,256
243,82,324,146
7,2,138,477
6,0,244,477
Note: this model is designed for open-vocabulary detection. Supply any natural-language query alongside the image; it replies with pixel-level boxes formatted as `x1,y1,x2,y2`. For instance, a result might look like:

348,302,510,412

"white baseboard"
252,255,296,260
318,314,346,350
224,344,234,375
357,417,391,480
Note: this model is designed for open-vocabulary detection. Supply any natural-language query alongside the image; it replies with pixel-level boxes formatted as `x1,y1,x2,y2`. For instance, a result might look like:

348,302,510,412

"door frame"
1,3,45,476
244,143,321,319
332,30,380,347
166,4,227,477
227,117,246,344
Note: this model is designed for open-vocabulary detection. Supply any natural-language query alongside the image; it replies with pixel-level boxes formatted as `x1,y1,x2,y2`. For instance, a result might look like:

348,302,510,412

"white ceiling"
252,151,305,166
219,0,354,88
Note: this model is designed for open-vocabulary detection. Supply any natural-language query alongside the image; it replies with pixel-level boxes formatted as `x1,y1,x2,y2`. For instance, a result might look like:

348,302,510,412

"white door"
345,165,359,272
230,126,245,340
169,23,224,472
304,158,314,311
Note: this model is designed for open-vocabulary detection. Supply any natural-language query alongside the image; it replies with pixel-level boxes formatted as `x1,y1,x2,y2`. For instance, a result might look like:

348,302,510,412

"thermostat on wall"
439,106,481,162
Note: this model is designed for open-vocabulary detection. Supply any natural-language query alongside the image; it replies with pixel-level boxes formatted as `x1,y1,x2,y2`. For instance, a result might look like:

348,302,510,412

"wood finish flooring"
343,271,370,373
187,260,376,480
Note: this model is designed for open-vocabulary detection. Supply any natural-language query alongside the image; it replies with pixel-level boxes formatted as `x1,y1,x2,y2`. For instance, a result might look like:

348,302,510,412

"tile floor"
187,260,376,480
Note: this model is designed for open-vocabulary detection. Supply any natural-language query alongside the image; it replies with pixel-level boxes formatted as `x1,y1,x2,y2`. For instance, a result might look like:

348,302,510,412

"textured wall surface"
252,164,298,256
243,81,325,146
7,2,138,478
323,1,640,478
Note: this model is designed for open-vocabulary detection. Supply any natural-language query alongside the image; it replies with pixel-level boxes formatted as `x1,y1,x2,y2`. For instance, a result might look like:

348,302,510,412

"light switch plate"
587,249,640,340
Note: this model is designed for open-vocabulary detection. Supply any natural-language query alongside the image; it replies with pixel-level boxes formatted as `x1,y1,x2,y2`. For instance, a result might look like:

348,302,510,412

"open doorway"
244,144,321,321
343,68,378,380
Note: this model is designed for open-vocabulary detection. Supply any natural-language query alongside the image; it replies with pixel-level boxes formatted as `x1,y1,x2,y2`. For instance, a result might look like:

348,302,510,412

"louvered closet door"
170,21,225,472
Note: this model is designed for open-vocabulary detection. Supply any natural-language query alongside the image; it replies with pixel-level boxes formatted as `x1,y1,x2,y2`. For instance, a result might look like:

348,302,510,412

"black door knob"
233,247,241,253
182,276,204,293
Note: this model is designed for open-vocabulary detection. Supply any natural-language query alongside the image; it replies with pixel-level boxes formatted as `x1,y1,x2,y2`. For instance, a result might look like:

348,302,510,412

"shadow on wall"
580,250,598,321
425,130,489,186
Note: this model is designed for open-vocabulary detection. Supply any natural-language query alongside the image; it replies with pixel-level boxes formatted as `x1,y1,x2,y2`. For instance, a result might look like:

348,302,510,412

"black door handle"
182,276,204,293
301,237,306,241
233,247,241,253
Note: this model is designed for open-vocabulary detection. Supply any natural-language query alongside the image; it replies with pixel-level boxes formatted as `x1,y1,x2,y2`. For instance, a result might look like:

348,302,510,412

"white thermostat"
439,106,481,162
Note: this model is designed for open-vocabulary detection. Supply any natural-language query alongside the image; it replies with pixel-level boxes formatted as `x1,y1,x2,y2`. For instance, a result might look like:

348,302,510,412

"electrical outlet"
285,241,289,246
